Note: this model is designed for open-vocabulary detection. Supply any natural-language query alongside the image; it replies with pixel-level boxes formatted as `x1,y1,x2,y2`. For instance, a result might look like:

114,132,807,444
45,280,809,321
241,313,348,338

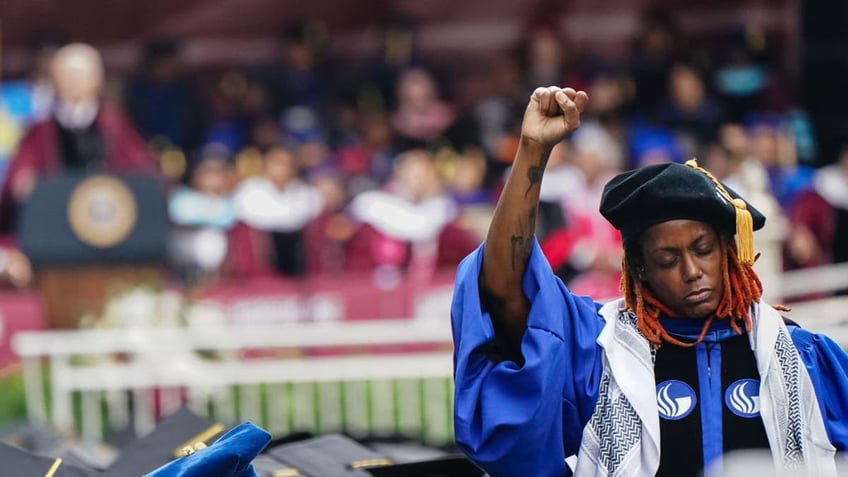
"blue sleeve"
451,240,605,477
790,327,848,450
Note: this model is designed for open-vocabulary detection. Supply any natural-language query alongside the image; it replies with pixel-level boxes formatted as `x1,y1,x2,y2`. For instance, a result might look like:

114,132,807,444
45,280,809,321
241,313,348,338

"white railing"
11,259,848,446
779,262,848,300
12,318,456,444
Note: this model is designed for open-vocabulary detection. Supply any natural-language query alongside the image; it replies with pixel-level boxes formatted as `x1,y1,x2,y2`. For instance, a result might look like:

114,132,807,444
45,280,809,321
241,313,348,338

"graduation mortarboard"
366,455,485,477
105,407,226,476
362,440,448,464
264,434,394,477
58,443,118,472
251,454,304,477
599,159,766,265
0,442,102,477
143,421,271,477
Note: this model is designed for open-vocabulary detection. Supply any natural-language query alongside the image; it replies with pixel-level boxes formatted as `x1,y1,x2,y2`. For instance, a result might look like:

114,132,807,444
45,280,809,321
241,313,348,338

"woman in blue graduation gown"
451,87,848,477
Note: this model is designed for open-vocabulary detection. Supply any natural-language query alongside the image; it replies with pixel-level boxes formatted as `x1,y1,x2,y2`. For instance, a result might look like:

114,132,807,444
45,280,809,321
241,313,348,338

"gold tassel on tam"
684,159,756,266
732,198,755,265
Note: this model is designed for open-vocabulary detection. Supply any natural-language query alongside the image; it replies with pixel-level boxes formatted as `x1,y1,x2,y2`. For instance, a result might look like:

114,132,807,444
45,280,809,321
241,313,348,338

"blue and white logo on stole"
725,379,760,418
656,380,697,420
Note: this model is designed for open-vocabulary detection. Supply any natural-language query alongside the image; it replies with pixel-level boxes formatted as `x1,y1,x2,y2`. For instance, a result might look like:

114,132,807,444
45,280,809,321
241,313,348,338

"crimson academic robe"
0,108,157,233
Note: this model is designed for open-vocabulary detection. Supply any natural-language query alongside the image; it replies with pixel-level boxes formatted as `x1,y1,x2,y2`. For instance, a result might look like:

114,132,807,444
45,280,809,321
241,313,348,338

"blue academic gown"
452,241,848,477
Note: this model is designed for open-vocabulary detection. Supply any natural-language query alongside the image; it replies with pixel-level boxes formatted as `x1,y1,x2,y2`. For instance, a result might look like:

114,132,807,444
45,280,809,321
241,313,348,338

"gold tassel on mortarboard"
173,422,225,458
731,197,755,265
44,458,62,477
684,159,756,266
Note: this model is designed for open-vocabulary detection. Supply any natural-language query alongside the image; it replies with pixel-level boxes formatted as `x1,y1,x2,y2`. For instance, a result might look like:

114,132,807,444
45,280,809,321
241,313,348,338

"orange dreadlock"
621,235,763,348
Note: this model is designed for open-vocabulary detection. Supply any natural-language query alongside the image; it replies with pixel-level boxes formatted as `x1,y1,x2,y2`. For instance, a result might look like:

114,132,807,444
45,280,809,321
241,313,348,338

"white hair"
51,43,104,85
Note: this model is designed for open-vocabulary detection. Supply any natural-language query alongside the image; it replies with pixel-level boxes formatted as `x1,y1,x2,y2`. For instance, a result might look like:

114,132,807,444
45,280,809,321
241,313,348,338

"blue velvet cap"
106,407,225,476
143,422,271,477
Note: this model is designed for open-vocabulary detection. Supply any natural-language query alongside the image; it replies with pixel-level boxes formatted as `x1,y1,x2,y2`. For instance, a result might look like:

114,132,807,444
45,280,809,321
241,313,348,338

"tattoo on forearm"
510,235,526,272
509,207,537,271
525,165,543,197
524,150,552,197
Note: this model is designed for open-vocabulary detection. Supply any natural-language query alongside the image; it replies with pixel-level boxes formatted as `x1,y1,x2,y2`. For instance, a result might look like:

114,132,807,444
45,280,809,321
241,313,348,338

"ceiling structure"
1,0,796,75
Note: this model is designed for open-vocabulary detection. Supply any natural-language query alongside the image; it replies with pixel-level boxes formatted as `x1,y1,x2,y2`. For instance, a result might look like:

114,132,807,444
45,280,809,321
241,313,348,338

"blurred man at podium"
0,42,156,238
0,43,161,328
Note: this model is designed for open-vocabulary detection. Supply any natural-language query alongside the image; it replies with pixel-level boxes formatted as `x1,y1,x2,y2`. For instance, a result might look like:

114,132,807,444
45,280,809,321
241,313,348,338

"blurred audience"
540,123,624,298
628,9,682,113
335,109,396,192
628,125,684,168
268,20,332,118
363,12,423,112
744,114,800,206
785,146,848,271
0,30,67,179
1,30,67,126
126,38,206,154
519,22,586,98
471,56,523,182
656,61,721,146
0,10,842,299
443,147,491,207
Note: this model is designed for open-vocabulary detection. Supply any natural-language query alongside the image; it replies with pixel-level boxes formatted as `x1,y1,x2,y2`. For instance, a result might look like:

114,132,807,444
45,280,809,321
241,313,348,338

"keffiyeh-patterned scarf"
573,299,836,477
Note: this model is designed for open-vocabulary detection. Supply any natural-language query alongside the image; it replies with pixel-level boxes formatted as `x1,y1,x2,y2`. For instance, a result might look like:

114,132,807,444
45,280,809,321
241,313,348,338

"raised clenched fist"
520,86,588,149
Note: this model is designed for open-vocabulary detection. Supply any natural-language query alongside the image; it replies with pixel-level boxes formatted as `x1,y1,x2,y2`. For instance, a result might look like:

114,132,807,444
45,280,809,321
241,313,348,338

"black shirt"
56,120,105,171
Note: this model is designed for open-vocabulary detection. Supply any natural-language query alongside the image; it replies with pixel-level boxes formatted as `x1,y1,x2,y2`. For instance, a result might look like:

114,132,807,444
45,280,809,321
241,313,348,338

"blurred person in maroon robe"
0,43,156,233
301,168,357,275
785,146,848,273
0,43,156,287
229,144,324,278
345,149,477,278
390,68,456,149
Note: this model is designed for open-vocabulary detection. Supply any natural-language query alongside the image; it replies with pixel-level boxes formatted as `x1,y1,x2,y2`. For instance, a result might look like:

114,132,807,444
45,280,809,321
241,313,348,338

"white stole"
573,299,836,477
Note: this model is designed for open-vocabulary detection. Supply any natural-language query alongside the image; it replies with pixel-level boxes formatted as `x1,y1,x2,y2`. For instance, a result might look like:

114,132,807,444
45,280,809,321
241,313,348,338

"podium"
17,173,168,329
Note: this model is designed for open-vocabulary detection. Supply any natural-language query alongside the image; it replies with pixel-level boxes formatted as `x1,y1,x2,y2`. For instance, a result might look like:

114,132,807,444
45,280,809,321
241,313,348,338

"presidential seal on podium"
67,175,138,248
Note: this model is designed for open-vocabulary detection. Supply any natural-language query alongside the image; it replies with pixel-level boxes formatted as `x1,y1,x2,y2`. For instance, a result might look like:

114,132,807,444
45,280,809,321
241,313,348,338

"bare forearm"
481,137,552,343
478,86,587,350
